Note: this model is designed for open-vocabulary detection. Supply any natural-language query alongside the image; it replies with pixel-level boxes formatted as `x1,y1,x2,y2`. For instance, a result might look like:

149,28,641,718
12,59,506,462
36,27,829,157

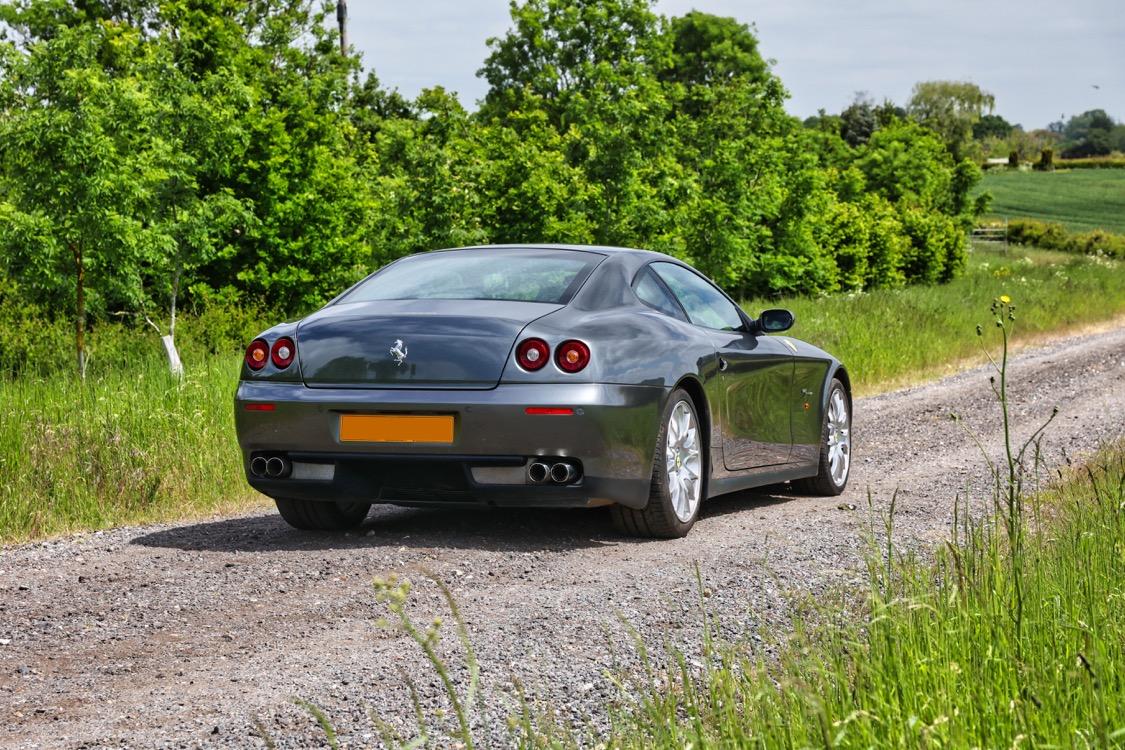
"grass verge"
746,246,1125,393
0,356,261,541
977,168,1125,233
593,443,1125,747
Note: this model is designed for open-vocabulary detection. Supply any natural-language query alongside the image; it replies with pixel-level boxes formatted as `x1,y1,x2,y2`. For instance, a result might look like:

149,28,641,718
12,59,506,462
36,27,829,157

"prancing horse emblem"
389,339,408,366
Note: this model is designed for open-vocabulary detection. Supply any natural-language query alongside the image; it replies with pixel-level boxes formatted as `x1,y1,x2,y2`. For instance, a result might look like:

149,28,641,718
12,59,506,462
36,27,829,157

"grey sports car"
235,244,852,538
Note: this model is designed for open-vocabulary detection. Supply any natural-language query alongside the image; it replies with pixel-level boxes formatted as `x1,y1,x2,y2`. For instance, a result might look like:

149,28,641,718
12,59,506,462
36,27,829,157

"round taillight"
271,336,296,369
555,340,590,373
516,338,550,371
245,339,269,371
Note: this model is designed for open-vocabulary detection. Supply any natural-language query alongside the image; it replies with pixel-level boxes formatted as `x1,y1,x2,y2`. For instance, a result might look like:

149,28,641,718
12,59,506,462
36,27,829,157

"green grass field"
2,247,1124,542
978,168,1125,233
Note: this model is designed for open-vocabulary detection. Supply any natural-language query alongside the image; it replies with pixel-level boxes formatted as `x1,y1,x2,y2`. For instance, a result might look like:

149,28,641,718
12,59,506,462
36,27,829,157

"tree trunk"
72,242,87,379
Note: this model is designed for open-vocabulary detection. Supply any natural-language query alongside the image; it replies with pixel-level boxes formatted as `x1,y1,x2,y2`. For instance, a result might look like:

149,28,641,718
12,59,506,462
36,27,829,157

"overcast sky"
347,0,1124,129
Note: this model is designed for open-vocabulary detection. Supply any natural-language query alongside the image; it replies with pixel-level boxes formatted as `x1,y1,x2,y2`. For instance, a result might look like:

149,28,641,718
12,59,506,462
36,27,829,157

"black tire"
793,378,851,496
611,388,705,538
274,497,372,531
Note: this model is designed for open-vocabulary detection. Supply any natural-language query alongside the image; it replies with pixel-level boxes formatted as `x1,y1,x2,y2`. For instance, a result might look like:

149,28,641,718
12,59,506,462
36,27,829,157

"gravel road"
3,324,1124,749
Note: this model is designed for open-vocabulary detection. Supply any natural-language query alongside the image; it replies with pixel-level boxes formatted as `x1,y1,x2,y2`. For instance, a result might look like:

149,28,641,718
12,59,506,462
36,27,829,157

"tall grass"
0,355,257,540
748,247,1125,392
595,446,1125,748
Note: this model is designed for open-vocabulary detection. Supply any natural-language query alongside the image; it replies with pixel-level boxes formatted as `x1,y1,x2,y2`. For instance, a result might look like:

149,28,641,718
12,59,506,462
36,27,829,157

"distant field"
978,169,1125,233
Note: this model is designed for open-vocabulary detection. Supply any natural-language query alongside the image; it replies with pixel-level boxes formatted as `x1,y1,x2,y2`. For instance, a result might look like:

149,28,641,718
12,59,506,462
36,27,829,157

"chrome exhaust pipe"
527,461,550,484
250,456,268,477
265,456,290,478
550,462,578,485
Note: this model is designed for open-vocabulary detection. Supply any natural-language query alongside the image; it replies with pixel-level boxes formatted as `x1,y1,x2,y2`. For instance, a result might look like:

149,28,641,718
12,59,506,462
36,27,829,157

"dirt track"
2,324,1124,748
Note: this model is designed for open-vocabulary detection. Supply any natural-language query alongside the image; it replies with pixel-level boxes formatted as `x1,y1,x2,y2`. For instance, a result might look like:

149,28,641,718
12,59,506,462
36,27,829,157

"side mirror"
756,308,794,334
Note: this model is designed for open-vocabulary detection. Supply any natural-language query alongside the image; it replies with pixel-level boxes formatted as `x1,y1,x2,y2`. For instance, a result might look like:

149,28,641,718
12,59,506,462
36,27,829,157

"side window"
632,267,687,321
651,262,744,331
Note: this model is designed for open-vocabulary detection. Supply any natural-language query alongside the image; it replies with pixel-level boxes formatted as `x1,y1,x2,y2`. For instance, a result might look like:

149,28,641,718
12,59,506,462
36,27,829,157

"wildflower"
999,294,1011,304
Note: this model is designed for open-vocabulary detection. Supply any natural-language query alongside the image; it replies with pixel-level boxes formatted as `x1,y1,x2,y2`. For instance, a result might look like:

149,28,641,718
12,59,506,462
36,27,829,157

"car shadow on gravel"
131,489,797,554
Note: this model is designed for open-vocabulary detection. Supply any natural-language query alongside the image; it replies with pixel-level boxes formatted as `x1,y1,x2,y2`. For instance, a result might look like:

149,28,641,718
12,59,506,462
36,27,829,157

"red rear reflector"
525,407,574,416
244,403,276,412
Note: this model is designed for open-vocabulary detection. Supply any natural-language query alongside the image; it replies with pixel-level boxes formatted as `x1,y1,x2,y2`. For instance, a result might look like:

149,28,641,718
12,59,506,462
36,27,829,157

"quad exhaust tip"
249,456,268,477
528,460,581,485
250,455,291,479
528,461,550,484
549,462,578,484
265,456,289,478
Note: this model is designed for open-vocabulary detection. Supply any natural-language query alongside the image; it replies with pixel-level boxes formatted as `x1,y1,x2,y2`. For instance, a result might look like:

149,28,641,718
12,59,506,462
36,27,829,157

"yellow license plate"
339,414,455,444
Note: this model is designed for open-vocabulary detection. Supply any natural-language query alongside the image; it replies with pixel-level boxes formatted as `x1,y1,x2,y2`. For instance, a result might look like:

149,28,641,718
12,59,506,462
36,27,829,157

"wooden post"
337,1,348,55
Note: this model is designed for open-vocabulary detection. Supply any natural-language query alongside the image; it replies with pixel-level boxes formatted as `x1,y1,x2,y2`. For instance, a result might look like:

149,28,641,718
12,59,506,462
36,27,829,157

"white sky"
347,0,1125,129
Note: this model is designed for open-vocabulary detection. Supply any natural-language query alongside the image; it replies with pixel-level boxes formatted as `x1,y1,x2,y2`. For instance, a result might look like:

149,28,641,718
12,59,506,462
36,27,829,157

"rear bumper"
234,381,667,509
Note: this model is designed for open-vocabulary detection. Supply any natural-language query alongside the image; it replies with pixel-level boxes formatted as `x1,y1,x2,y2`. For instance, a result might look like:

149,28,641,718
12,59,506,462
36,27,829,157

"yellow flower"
999,294,1011,304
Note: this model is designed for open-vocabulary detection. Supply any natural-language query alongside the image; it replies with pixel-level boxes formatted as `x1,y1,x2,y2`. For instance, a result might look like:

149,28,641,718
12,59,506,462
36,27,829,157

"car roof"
439,243,678,262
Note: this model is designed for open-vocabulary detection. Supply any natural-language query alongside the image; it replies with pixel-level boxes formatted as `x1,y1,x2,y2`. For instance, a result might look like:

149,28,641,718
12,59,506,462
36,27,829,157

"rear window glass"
340,249,602,305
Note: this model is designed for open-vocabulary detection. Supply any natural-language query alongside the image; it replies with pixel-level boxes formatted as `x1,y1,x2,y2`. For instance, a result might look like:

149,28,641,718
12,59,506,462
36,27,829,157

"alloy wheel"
827,389,851,486
665,400,702,523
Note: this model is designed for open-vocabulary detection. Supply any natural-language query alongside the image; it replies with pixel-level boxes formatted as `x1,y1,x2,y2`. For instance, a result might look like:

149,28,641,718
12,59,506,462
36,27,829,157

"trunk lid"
296,299,560,389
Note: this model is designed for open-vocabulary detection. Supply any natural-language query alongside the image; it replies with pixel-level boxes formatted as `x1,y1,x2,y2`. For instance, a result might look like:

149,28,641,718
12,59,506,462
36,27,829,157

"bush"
1053,154,1125,169
0,279,70,377
1035,147,1054,171
898,205,966,284
1006,218,1125,259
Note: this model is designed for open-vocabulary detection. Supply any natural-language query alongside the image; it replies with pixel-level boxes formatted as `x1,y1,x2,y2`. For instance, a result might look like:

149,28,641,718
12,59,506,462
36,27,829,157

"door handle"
717,356,729,372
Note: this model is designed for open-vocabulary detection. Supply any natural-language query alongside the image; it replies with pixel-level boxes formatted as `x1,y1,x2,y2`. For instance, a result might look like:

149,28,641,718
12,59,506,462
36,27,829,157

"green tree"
972,113,1014,140
907,80,995,159
658,11,767,87
478,0,664,125
839,94,877,147
0,22,166,376
1060,109,1116,158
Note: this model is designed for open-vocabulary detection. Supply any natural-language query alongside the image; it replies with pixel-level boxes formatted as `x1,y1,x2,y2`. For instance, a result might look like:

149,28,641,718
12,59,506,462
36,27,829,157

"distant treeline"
807,86,1124,167
0,0,983,371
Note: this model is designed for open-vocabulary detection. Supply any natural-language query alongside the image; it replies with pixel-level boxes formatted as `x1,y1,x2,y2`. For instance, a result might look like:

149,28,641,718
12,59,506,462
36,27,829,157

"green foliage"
1005,219,1125,260
658,10,768,88
1055,154,1125,169
1060,108,1117,158
972,113,1014,140
1036,146,1055,171
0,0,378,363
907,79,995,159
0,0,990,351
839,94,877,147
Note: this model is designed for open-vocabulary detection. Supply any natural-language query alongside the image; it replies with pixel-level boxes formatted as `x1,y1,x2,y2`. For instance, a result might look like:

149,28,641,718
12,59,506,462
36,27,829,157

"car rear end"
234,248,664,512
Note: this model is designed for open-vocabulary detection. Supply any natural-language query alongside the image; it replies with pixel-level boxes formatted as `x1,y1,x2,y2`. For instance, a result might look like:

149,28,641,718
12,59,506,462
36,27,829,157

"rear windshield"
340,248,602,305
